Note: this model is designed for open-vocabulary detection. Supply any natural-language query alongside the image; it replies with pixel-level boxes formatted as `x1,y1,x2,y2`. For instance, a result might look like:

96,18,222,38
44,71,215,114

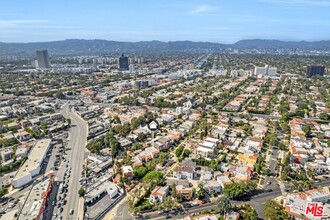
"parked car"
170,209,178,215
190,202,199,207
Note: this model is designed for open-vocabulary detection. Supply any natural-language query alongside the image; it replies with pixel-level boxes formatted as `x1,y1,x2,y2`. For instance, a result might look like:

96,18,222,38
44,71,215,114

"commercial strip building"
17,174,54,220
85,176,119,204
12,139,52,188
283,187,330,219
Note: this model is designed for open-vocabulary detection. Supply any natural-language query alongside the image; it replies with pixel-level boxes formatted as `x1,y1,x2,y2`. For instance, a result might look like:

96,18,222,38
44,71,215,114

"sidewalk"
277,180,287,196
257,176,265,189
5,185,18,197
77,197,85,220
265,149,272,163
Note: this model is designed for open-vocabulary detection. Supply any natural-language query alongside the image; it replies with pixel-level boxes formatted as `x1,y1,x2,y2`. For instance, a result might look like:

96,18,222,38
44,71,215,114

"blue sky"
1,0,330,43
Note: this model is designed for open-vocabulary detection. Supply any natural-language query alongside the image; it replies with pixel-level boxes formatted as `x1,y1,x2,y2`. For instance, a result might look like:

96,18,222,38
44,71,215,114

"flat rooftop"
86,177,117,199
18,176,52,220
14,139,51,180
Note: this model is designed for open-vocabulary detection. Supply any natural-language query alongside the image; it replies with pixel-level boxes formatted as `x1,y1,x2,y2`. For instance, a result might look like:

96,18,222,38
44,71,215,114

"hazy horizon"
1,0,330,43
1,38,330,44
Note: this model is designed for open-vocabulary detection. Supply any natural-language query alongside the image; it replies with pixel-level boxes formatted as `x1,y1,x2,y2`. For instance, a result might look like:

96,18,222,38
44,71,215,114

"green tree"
131,117,143,130
302,125,311,137
306,168,315,179
133,166,148,179
175,145,184,158
278,142,287,151
182,149,191,158
40,122,48,131
196,183,205,200
171,182,177,198
224,182,256,199
137,133,147,141
143,171,164,187
216,196,232,215
319,113,330,120
0,188,7,198
78,187,85,197
264,200,290,220
163,197,174,210
114,123,131,136
241,203,258,220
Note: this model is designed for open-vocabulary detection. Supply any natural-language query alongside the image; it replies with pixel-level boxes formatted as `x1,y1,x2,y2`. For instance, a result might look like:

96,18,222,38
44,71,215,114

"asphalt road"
138,178,330,220
44,182,60,220
264,147,280,191
142,187,283,220
60,103,88,220
113,197,131,220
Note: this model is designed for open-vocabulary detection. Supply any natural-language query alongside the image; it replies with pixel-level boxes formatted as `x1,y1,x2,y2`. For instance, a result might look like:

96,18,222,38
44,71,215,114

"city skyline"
1,0,330,43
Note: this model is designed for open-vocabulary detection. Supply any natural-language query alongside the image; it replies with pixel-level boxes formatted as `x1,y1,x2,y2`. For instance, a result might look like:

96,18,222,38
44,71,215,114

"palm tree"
291,180,298,190
306,168,315,179
303,180,312,189
196,183,205,200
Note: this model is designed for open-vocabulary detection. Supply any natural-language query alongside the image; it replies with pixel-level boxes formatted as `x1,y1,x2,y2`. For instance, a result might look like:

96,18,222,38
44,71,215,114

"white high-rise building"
129,64,135,73
267,67,277,76
254,65,277,76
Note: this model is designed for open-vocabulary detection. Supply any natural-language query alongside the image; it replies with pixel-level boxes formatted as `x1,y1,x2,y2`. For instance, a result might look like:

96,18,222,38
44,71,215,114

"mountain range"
1,39,330,56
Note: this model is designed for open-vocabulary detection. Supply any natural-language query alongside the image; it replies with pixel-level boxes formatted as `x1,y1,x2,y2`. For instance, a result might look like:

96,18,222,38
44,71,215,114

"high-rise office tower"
118,54,129,71
307,66,325,77
36,50,51,69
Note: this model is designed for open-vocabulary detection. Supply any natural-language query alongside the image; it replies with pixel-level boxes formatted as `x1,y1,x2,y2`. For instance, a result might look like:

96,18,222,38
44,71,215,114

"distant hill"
0,39,329,56
234,39,330,50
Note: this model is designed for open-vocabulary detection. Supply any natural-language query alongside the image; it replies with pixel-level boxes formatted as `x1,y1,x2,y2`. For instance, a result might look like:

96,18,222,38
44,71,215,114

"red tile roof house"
149,185,169,204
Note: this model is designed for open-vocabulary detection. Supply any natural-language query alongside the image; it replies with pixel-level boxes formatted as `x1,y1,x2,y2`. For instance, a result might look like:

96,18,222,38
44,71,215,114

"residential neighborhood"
0,39,330,220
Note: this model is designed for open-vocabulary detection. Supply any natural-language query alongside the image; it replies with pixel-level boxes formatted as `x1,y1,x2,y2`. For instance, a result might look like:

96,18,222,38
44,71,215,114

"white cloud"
0,20,49,24
189,4,215,14
204,27,231,31
260,0,330,6
0,20,49,28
